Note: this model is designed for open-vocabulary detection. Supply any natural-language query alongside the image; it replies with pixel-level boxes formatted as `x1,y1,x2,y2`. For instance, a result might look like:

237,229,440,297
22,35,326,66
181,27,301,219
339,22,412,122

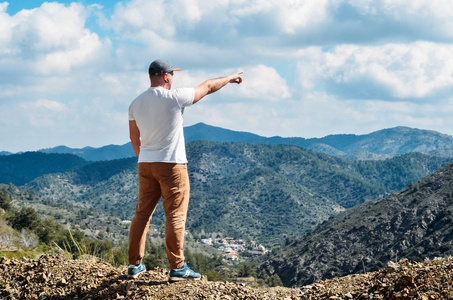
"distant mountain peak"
5,123,451,161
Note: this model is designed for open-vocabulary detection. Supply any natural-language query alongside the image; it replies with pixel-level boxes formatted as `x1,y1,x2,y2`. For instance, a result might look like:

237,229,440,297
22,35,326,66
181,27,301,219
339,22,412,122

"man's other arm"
193,72,243,104
129,120,141,158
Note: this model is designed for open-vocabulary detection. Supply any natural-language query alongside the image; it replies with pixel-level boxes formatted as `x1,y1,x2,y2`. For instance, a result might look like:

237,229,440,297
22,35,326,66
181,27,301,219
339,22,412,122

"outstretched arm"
193,72,243,104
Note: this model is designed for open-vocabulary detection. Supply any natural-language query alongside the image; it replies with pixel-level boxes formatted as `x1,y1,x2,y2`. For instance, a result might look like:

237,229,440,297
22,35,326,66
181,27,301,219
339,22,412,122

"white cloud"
276,0,330,34
354,1,453,39
185,101,289,138
110,0,174,39
296,42,453,100
19,99,69,127
228,0,453,46
0,2,124,152
234,65,291,101
5,3,86,51
0,2,110,78
230,0,330,33
105,0,453,70
349,0,453,24
0,3,13,54
33,99,68,112
261,92,453,138
3,0,453,153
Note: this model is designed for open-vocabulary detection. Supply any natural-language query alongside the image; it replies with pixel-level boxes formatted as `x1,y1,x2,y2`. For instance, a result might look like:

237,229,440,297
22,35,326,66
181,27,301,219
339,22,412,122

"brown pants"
128,162,190,270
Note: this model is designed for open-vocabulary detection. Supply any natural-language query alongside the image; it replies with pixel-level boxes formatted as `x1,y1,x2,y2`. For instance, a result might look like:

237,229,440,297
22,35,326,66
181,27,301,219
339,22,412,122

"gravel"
1,255,452,299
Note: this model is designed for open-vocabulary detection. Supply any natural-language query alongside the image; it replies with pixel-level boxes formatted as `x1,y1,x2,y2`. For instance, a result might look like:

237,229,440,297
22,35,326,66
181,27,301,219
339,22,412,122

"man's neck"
151,83,170,89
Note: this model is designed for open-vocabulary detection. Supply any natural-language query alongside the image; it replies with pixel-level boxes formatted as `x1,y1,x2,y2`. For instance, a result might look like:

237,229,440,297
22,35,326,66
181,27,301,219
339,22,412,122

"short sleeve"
173,88,195,108
128,104,135,121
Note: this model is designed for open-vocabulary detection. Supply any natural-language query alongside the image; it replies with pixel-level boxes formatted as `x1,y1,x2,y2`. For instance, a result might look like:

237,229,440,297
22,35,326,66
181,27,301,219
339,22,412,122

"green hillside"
21,141,452,246
257,161,453,287
0,152,88,185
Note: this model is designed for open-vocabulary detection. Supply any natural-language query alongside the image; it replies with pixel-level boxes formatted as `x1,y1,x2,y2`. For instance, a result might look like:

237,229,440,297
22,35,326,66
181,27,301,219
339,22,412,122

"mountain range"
0,152,88,185
185,123,453,159
1,140,450,247
3,123,453,161
258,160,453,286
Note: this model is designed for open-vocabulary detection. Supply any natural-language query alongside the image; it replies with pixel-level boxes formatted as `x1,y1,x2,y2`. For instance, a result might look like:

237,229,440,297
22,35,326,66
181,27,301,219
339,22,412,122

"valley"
1,124,453,288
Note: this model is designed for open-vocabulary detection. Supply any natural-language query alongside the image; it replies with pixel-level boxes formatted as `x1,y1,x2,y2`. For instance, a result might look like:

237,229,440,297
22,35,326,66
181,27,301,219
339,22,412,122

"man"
127,59,243,281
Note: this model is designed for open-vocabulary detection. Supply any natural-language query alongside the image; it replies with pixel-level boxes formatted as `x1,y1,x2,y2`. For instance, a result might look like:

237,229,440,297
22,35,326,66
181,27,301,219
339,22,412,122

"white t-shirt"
128,87,195,163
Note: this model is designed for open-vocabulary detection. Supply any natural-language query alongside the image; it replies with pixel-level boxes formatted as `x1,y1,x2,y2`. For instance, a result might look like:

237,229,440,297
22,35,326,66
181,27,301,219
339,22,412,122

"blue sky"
1,0,453,152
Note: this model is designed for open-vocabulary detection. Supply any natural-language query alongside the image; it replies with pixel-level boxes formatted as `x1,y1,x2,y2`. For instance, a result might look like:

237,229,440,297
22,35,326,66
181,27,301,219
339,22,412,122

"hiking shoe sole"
128,273,144,279
168,276,201,282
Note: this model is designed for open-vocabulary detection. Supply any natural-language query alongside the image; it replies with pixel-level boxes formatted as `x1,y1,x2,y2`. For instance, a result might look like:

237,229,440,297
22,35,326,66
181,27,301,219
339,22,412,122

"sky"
1,0,453,152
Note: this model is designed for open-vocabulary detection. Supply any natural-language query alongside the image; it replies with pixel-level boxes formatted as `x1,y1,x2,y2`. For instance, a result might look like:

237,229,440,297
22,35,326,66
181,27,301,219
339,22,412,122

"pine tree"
0,191,12,211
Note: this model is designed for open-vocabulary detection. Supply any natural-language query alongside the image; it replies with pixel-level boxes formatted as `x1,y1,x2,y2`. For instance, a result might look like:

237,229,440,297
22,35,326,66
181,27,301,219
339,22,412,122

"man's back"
128,86,194,163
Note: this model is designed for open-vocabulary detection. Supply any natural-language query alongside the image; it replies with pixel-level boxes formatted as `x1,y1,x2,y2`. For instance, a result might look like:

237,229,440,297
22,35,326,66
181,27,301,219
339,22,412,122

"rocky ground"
1,255,452,299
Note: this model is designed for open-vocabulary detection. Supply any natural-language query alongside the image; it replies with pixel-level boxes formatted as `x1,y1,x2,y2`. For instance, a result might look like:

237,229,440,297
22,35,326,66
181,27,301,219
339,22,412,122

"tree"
0,218,16,250
265,274,283,287
284,236,294,246
0,233,16,250
205,269,219,281
0,191,12,211
19,229,39,249
237,263,256,277
33,217,63,245
7,207,40,231
112,247,127,267
143,241,168,269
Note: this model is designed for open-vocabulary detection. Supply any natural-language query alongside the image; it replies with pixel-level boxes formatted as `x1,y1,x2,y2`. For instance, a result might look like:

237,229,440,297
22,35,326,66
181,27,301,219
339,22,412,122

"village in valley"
144,225,270,263
197,237,270,262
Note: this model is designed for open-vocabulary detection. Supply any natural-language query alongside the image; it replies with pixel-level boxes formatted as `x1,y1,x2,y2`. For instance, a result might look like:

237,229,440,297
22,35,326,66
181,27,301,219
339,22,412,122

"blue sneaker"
169,262,201,282
128,263,146,279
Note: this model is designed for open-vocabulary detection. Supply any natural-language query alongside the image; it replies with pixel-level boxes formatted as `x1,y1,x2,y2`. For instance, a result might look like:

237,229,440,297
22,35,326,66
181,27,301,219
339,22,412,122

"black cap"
148,59,182,75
